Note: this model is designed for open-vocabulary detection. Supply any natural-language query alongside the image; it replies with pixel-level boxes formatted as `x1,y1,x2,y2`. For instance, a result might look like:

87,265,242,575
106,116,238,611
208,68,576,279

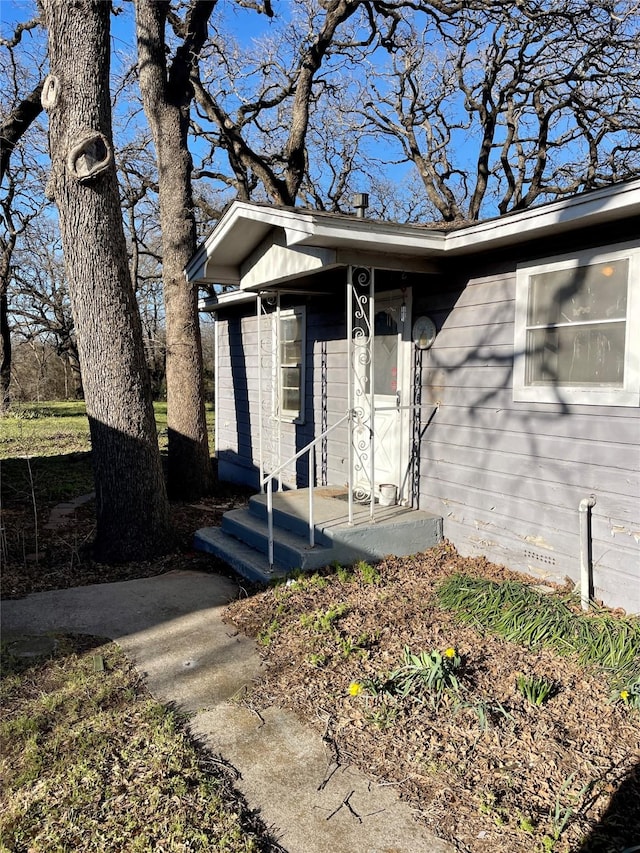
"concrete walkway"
43,491,95,531
1,570,455,853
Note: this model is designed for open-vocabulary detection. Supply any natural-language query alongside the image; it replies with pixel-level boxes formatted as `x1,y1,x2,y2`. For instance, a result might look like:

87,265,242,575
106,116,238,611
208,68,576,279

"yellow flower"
620,690,630,701
444,647,456,658
348,681,363,696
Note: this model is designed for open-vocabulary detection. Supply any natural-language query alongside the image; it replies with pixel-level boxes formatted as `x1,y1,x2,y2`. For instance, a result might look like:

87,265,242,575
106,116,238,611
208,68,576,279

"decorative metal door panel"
348,271,411,502
371,292,412,496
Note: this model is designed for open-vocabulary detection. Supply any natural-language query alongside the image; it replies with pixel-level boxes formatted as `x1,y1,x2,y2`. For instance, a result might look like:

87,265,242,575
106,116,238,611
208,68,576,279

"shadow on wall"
577,762,640,853
227,315,253,474
217,448,261,490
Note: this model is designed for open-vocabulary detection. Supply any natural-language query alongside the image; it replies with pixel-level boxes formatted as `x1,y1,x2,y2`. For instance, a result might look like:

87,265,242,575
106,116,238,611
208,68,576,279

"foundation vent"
524,549,556,566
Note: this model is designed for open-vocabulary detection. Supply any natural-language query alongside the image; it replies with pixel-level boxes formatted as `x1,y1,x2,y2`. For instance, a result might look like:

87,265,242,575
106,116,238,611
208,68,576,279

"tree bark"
0,288,10,411
0,190,15,412
40,0,171,561
136,0,213,500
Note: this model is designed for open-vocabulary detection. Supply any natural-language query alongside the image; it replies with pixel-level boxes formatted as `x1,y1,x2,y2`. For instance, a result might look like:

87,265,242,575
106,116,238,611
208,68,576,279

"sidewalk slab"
1,570,454,853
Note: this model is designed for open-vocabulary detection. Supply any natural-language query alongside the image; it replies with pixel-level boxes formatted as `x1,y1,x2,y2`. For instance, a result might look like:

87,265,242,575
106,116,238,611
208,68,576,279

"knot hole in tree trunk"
66,131,112,183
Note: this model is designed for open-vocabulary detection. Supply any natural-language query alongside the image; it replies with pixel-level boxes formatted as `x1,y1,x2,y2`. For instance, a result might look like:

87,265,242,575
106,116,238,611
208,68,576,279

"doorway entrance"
371,290,412,499
352,287,412,502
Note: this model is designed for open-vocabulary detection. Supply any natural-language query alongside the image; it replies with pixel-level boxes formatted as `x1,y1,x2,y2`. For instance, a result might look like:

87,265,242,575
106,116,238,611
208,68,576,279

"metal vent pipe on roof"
353,192,369,218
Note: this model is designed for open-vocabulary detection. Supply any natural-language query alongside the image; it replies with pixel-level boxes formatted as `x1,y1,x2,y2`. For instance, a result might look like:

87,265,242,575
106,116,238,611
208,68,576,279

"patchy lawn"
0,400,214,459
0,636,274,852
226,546,640,853
0,401,92,457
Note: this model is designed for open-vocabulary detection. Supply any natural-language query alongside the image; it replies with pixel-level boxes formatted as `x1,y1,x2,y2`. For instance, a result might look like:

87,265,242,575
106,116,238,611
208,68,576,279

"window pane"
281,339,301,364
281,366,301,414
528,259,628,326
280,315,301,342
281,366,300,387
282,387,300,412
372,310,399,395
526,322,626,386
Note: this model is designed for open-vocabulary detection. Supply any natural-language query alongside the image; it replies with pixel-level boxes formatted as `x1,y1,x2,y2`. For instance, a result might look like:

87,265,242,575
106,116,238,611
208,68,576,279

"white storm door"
372,291,412,498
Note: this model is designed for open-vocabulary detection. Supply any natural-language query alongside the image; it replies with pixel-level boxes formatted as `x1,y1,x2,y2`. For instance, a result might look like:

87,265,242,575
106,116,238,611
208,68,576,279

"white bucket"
378,484,397,506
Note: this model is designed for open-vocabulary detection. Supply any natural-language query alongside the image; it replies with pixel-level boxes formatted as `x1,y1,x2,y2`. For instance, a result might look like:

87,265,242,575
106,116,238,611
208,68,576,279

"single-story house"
187,179,640,613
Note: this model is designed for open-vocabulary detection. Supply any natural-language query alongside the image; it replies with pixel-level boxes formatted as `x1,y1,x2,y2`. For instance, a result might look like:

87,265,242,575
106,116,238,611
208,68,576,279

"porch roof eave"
185,202,448,287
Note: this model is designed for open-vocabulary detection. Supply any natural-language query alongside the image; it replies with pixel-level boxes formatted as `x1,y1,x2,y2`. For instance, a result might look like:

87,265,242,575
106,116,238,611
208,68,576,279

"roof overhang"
444,178,640,254
186,203,447,290
187,179,640,301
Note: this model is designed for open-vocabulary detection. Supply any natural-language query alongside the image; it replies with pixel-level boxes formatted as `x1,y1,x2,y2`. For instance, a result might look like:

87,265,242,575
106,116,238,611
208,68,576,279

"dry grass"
2,418,638,853
0,636,275,852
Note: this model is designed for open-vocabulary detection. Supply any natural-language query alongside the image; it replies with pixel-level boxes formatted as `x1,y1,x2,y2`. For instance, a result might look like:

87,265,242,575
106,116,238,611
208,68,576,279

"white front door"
352,289,412,501
371,291,412,500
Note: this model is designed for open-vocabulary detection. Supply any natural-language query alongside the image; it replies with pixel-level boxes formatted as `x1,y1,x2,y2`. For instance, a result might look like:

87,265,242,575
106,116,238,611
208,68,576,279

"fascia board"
285,218,447,255
188,179,640,283
443,180,640,254
186,204,317,283
198,290,258,313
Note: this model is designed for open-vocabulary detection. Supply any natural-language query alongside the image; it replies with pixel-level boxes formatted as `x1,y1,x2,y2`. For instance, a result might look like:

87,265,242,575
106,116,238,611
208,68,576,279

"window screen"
513,244,639,407
525,260,628,387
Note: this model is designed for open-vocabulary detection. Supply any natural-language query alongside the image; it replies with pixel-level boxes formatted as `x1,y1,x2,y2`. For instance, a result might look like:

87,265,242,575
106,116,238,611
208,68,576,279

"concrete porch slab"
250,487,443,563
194,487,443,584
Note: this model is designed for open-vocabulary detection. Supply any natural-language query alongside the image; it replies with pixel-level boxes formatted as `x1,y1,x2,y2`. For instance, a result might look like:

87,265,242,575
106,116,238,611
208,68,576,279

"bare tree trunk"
0,178,17,413
40,0,171,561
136,0,213,500
0,289,10,411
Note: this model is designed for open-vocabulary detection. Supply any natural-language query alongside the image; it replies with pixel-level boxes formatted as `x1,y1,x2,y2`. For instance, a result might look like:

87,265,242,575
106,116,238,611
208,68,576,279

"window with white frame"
513,243,639,406
276,307,305,422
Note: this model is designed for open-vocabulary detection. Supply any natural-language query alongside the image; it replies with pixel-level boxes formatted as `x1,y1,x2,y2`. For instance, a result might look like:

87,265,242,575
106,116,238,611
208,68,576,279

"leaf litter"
226,542,640,853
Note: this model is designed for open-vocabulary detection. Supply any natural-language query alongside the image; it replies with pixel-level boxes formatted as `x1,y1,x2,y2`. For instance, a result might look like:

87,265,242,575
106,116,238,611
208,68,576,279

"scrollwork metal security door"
347,271,412,510
371,289,412,499
347,266,375,505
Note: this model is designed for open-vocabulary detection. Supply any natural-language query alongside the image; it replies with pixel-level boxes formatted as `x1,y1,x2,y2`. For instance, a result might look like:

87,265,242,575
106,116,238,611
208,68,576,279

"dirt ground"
226,546,640,853
0,480,254,599
2,483,638,853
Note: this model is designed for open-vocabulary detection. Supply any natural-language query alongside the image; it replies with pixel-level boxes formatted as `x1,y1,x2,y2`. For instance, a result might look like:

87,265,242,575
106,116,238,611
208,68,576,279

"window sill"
513,386,639,407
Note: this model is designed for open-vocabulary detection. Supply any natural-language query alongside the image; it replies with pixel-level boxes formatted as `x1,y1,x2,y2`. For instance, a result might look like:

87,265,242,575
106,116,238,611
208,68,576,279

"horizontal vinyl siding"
216,301,350,491
215,314,260,487
309,309,350,487
418,270,640,613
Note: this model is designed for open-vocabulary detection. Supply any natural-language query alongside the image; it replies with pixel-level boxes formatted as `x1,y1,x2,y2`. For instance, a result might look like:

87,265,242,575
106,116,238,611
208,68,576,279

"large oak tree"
135,0,214,500
39,0,171,561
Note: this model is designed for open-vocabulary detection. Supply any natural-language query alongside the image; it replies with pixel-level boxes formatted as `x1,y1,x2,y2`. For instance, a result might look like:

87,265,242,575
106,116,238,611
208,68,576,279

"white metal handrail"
262,412,351,567
261,402,439,570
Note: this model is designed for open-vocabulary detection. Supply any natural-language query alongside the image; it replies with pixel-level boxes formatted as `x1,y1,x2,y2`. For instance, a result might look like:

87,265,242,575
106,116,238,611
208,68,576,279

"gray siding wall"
416,268,640,613
214,247,639,613
216,296,351,490
215,312,259,487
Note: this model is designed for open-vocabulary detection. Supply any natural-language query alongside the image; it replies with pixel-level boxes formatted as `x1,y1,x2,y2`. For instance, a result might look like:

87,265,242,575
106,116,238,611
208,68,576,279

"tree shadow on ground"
577,762,640,853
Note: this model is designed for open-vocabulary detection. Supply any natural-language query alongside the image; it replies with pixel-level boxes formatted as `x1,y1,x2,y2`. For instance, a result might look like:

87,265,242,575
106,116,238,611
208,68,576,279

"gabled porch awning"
185,202,447,292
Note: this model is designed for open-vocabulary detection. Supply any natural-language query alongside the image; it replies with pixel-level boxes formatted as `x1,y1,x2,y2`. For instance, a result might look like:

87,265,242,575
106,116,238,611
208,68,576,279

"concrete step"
248,493,334,545
221,508,335,571
249,488,443,562
193,527,286,584
195,487,444,583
